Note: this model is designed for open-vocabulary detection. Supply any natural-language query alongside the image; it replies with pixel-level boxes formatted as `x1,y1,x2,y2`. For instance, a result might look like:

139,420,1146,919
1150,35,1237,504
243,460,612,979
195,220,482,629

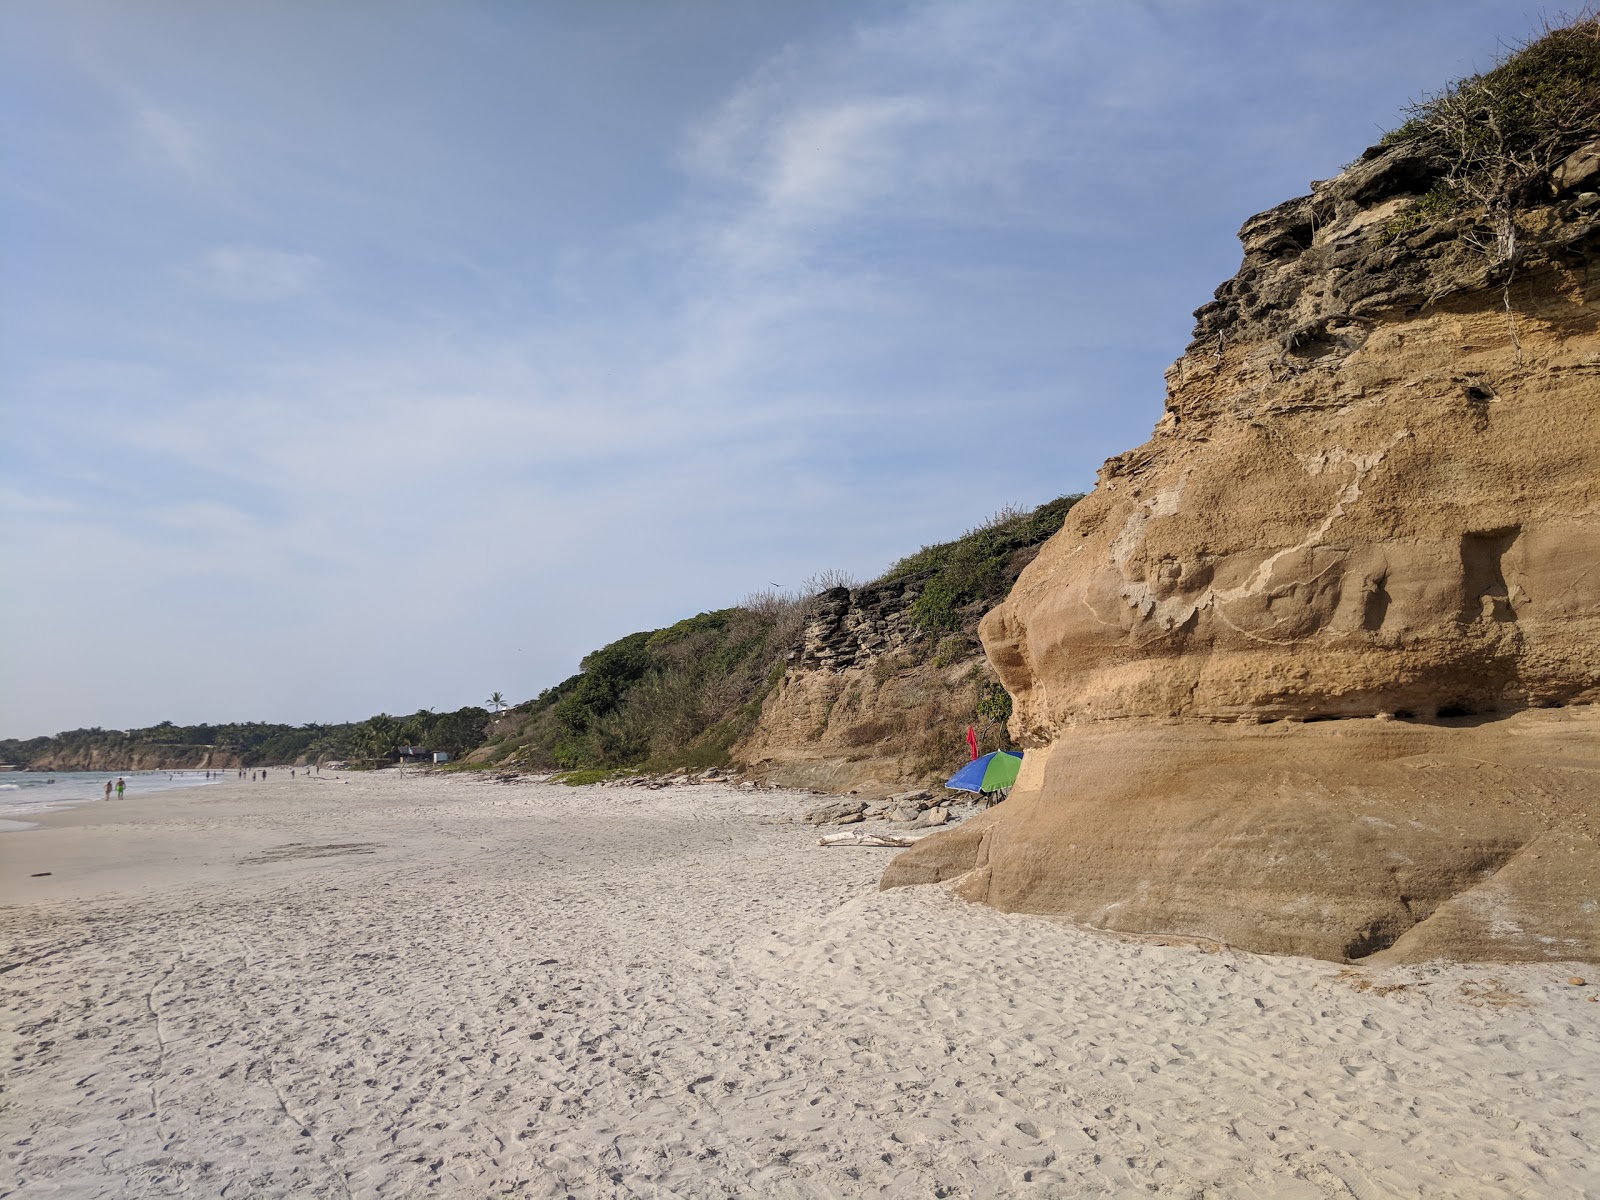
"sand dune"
3,773,1596,1197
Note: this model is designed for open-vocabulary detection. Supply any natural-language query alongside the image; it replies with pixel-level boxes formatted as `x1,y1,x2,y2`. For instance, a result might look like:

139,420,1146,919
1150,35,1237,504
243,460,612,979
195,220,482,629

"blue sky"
0,0,1549,737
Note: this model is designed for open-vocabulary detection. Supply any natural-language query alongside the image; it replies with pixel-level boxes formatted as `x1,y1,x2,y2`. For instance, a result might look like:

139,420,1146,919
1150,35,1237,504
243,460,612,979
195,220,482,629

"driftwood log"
816,831,934,848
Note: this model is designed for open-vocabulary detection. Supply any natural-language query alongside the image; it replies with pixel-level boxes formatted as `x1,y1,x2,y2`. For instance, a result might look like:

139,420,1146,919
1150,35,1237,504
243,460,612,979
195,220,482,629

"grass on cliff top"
1381,14,1600,224
880,494,1084,632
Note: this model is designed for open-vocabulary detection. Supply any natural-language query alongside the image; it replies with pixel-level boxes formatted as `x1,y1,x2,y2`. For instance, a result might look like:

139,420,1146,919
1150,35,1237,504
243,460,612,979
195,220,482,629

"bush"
912,579,963,632
886,495,1083,634
976,680,1013,725
933,635,977,668
485,604,804,773
1383,182,1462,240
1382,15,1600,258
553,767,632,786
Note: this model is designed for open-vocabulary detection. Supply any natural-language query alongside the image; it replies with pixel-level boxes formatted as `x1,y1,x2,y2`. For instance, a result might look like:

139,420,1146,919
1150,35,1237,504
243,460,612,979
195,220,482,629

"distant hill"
2,708,490,771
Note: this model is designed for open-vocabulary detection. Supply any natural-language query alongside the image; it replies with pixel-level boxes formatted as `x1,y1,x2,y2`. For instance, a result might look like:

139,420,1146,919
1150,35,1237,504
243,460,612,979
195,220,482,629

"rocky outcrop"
737,643,1000,797
884,135,1600,963
738,580,1005,796
736,503,1079,794
790,581,928,672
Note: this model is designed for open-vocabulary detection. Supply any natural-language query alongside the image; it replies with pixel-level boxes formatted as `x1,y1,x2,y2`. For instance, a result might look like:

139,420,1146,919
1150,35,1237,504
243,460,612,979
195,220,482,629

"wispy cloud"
132,102,208,180
186,245,324,300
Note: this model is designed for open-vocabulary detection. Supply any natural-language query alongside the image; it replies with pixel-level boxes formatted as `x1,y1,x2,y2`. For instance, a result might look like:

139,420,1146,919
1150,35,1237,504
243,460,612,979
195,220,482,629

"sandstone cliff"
885,33,1600,962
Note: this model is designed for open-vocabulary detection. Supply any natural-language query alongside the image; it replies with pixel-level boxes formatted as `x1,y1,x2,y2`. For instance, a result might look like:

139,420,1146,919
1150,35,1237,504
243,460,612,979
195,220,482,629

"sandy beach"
2,772,1596,1198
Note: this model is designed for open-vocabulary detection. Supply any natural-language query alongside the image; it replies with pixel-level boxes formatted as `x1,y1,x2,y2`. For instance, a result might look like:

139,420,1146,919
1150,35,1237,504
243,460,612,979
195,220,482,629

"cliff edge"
883,22,1600,963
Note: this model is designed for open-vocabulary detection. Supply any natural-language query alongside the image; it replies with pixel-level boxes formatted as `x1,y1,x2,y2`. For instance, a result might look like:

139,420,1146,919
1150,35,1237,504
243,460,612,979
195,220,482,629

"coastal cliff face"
26,747,248,771
734,500,1078,793
736,580,1006,795
884,129,1600,963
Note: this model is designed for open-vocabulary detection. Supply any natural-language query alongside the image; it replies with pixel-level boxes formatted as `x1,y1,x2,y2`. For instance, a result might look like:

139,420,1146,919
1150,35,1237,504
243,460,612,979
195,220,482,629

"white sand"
2,771,1596,1198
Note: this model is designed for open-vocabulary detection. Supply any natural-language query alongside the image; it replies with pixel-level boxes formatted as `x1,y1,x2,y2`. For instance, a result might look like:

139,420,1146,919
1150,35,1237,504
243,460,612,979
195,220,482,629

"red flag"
966,725,979,761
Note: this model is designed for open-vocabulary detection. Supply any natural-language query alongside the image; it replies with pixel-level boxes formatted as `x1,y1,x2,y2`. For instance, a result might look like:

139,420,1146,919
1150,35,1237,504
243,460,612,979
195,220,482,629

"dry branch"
816,831,936,848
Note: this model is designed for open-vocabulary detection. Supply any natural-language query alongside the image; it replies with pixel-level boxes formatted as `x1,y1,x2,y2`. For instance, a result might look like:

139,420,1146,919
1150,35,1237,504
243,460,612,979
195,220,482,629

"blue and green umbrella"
945,749,1023,794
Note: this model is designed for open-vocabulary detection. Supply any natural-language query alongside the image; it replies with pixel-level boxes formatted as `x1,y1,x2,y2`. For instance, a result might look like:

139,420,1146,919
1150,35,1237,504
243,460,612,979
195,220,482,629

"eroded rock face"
738,572,1007,796
884,142,1600,963
735,654,996,797
790,582,926,673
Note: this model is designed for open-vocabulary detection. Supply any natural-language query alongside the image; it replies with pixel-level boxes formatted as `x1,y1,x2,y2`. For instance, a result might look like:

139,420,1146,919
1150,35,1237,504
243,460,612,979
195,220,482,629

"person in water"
115,777,126,798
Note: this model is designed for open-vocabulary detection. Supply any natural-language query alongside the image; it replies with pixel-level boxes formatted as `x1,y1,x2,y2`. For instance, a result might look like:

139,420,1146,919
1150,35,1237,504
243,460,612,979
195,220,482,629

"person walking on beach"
103,780,112,802
115,777,125,798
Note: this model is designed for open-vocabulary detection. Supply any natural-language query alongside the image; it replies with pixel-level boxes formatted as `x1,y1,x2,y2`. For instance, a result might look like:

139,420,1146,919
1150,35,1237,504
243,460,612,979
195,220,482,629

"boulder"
802,800,868,825
1553,138,1600,194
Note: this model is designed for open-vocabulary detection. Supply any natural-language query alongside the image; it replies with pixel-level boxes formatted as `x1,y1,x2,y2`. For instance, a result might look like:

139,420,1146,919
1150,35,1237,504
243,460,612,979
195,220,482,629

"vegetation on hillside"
1381,14,1600,258
884,495,1083,633
8,495,1082,780
476,495,1081,775
339,708,491,764
473,604,804,772
0,708,491,770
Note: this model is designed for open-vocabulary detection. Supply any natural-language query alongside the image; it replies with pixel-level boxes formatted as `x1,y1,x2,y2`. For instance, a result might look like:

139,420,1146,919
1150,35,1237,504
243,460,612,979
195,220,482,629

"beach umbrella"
945,749,1023,794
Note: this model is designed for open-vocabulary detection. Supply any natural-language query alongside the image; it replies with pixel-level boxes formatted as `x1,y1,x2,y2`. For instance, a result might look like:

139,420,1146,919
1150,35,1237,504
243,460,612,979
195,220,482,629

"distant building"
432,752,451,764
396,745,432,764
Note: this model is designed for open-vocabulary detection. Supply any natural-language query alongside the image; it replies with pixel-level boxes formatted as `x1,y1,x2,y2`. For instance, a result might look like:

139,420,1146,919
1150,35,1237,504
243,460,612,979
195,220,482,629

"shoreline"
0,768,236,830
3,771,1595,1196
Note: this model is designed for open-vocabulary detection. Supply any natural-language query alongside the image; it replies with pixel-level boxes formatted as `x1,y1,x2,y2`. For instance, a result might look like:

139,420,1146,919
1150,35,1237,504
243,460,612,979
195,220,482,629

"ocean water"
0,770,229,830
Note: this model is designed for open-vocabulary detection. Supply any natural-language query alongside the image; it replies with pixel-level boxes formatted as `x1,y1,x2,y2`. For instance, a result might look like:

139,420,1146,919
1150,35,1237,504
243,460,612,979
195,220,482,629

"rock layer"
790,582,927,673
884,140,1600,962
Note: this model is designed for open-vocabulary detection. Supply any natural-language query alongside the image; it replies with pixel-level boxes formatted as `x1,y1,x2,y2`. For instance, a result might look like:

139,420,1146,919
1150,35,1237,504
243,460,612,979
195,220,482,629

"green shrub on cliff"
976,679,1013,725
885,494,1083,634
483,602,804,772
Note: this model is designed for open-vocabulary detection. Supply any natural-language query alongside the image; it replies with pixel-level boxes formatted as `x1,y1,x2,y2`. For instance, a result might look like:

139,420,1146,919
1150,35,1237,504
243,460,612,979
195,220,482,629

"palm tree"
486,691,507,714
361,714,402,763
